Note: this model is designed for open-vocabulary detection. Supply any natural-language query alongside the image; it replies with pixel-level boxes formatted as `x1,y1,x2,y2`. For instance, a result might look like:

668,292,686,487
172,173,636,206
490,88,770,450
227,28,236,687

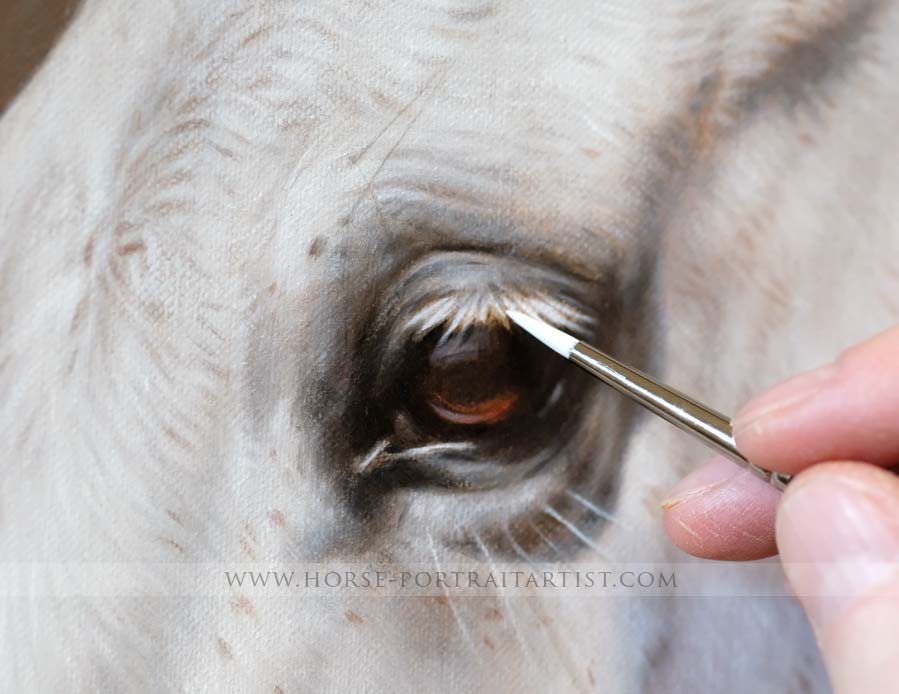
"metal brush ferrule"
569,342,792,491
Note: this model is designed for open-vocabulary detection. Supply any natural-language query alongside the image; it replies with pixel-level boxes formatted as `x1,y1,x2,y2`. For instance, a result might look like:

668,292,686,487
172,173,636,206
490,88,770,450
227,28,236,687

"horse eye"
410,323,559,433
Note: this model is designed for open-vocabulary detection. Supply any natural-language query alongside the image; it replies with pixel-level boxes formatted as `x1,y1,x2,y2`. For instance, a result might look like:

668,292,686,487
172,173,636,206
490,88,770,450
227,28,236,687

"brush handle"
569,342,792,491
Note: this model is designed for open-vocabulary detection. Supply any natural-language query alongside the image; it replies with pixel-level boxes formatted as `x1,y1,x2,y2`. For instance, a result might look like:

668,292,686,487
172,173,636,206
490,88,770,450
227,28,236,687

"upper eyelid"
375,250,599,352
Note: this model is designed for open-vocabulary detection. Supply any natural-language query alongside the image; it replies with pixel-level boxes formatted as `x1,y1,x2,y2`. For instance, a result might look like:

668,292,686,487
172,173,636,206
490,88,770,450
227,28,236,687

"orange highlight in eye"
429,389,520,425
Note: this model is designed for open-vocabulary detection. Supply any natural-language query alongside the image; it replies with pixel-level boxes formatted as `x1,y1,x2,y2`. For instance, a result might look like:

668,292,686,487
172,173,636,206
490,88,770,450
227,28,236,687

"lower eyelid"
354,438,561,490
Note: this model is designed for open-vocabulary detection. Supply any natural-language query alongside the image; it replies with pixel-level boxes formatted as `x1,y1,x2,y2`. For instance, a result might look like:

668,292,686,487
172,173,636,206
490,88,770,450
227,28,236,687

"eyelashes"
398,286,594,346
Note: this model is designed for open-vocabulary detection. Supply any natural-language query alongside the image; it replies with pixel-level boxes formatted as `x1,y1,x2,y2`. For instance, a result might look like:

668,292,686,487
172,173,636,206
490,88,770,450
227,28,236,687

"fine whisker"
527,518,561,555
543,504,616,562
473,532,533,658
427,532,480,658
565,489,627,529
502,525,538,567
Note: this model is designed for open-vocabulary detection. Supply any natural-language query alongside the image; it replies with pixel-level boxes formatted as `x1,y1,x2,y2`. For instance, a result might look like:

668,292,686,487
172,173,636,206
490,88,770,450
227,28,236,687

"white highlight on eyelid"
396,441,476,458
506,311,579,358
353,439,476,475
354,438,390,475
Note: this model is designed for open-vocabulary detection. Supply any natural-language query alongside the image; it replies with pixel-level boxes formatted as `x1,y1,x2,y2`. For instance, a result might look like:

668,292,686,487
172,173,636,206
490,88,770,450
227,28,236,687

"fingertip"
662,457,780,561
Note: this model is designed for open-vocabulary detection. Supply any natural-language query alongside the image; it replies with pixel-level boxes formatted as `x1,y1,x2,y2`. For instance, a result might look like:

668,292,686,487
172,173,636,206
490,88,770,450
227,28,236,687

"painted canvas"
2,1,898,691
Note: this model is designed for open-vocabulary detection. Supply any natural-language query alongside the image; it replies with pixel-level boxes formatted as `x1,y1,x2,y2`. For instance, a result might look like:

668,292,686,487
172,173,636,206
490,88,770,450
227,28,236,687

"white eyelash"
412,296,457,335
399,289,595,342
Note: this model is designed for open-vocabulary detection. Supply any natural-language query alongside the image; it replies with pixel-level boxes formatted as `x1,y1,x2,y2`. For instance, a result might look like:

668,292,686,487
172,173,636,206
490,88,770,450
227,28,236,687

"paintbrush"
506,311,792,491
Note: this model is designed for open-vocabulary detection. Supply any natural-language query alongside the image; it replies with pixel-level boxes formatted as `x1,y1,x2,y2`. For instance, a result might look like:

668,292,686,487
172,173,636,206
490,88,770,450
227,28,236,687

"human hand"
662,325,899,693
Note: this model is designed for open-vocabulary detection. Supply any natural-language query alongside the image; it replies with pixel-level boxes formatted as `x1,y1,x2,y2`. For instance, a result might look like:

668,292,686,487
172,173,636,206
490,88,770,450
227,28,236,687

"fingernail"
776,471,899,632
661,459,740,510
733,362,838,439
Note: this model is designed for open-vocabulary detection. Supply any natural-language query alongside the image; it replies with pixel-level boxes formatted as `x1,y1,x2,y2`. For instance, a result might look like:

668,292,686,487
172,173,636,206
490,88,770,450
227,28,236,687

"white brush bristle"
506,310,579,357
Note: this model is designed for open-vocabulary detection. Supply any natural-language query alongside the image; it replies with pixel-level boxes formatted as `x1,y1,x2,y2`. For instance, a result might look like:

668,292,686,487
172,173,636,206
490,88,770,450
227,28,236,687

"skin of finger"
822,591,899,694
776,463,899,694
776,463,899,628
734,325,899,474
662,457,780,560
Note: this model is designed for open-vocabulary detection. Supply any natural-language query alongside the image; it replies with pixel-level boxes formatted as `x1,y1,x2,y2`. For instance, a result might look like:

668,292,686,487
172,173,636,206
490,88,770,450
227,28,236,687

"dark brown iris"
419,324,535,428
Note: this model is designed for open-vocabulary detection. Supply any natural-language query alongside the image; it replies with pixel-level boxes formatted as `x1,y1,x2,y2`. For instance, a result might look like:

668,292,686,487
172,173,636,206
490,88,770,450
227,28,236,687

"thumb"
776,463,899,694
